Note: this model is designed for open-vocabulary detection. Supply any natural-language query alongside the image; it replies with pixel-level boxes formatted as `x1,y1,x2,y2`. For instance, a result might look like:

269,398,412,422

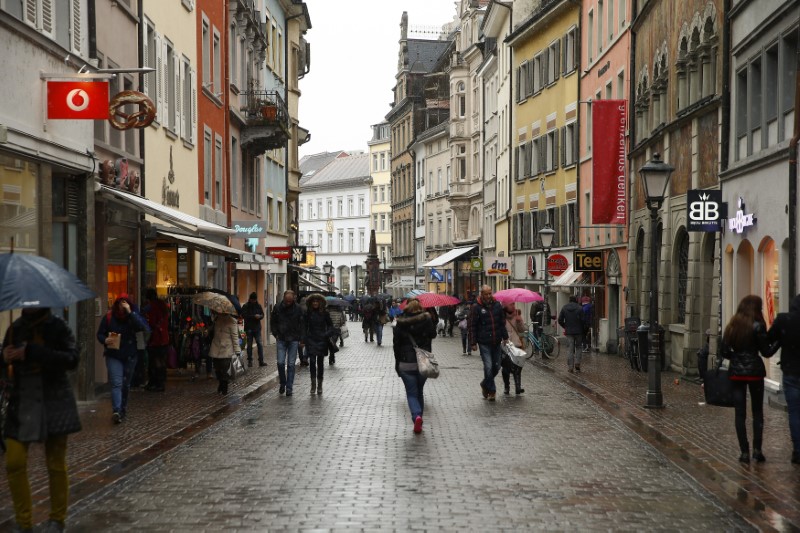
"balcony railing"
240,90,290,153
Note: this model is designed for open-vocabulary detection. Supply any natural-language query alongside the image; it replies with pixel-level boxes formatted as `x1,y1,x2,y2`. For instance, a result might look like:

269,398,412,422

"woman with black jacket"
302,293,334,394
721,295,779,463
393,298,437,434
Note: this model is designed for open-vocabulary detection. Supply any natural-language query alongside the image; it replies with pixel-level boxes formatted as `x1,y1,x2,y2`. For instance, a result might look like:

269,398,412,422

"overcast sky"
298,1,459,157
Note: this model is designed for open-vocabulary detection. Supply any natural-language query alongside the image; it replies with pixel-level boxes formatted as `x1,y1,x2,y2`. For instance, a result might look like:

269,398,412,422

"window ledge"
202,86,224,107
182,139,195,150
165,129,178,141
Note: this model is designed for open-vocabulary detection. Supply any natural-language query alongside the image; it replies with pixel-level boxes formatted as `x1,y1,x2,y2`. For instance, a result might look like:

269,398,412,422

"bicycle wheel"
542,334,560,359
523,333,535,359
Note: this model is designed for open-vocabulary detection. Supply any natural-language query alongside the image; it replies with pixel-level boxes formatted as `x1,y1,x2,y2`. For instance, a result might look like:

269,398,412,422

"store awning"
422,246,476,268
157,230,254,261
100,185,235,236
235,257,275,270
551,265,604,288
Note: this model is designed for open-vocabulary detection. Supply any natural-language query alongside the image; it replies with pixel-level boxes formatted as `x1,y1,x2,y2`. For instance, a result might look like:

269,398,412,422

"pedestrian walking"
721,295,779,464
766,294,800,464
581,296,594,352
208,311,241,396
501,303,526,395
241,292,266,367
558,295,586,373
455,299,471,355
3,308,82,533
143,288,169,392
302,294,334,394
270,290,304,396
374,299,388,346
388,300,402,321
96,294,150,424
469,285,509,401
362,298,377,343
439,303,455,337
393,298,437,434
328,304,347,350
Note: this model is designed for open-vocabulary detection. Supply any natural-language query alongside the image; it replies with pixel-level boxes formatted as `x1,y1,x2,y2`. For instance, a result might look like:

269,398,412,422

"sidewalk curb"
0,370,281,530
533,360,798,533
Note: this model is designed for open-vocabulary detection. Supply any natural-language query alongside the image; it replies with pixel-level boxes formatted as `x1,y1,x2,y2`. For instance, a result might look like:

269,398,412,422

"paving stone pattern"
63,326,751,532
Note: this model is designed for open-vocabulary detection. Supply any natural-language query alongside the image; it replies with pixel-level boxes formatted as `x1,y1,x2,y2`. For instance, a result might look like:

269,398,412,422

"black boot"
514,370,524,395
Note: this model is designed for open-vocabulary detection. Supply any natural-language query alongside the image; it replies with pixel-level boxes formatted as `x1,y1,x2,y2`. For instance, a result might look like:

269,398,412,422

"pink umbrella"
400,292,460,309
493,288,544,303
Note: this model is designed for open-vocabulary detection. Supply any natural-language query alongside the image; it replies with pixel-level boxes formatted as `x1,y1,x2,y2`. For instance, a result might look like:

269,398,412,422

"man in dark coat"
143,288,170,391
559,295,586,373
469,285,509,401
302,293,334,394
241,292,266,367
3,308,82,532
767,294,800,464
270,290,304,396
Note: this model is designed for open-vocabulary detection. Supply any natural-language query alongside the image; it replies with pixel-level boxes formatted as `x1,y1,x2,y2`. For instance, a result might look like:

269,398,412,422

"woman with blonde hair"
721,295,779,463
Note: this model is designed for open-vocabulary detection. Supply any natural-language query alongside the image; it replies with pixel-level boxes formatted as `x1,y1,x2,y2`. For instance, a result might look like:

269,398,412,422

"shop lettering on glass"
687,190,723,232
728,197,756,234
232,221,267,238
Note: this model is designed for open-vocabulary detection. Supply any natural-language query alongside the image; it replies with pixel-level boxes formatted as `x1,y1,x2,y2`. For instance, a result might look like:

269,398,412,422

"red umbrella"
402,292,460,309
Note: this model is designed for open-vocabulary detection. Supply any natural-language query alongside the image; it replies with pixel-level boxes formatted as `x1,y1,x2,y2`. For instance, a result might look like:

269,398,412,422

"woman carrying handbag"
721,295,779,464
393,298,437,434
209,311,241,395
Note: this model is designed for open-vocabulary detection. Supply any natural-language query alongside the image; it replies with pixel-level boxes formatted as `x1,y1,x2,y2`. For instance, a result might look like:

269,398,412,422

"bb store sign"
686,190,756,235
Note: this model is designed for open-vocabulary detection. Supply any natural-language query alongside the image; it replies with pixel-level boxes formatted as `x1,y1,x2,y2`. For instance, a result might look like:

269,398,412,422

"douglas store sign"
232,221,267,238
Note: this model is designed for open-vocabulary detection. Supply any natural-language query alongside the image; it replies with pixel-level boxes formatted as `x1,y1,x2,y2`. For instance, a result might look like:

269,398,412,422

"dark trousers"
246,328,264,364
501,356,523,392
131,350,147,387
213,357,231,392
732,379,765,453
309,351,325,384
147,345,168,388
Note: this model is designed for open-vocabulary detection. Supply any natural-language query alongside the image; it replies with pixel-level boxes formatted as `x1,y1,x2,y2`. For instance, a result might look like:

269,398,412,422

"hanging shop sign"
108,90,156,130
267,246,291,260
687,190,724,232
470,257,483,272
430,268,444,281
728,197,756,234
547,254,569,276
484,256,511,276
527,256,537,277
47,81,109,119
573,250,603,272
289,246,307,264
232,221,267,238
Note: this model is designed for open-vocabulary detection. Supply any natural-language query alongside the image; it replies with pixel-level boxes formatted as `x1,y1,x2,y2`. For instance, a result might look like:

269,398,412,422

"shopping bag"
339,323,350,339
503,343,527,368
704,357,734,407
229,352,246,381
415,347,440,379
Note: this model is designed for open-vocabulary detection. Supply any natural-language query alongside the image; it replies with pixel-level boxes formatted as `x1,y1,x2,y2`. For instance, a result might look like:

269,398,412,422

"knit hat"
249,292,258,300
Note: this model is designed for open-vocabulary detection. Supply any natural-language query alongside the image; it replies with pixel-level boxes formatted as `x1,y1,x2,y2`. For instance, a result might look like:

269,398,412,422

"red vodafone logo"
547,254,569,276
47,81,109,119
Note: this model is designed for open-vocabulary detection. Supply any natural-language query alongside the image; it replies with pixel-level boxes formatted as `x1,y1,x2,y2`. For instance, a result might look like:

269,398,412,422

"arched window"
675,229,690,323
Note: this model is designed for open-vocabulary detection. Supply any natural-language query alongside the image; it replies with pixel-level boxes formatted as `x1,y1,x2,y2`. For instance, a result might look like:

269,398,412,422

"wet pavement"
34,325,757,531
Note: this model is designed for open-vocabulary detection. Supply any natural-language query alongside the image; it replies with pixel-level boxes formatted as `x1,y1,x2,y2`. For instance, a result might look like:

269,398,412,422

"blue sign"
430,268,444,282
447,270,452,282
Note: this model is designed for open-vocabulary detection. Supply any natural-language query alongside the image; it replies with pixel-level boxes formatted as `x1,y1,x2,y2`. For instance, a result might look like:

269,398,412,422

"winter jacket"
97,309,150,361
558,301,585,336
505,312,526,349
393,311,437,371
241,301,265,332
329,307,347,329
2,311,82,442
270,301,304,342
768,294,800,376
209,314,241,359
143,298,170,347
469,298,508,347
303,294,334,355
721,322,777,380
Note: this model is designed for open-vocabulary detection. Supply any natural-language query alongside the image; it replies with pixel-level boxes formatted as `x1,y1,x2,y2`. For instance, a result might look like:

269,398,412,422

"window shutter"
554,42,560,81
161,40,169,126
142,24,149,97
561,127,567,167
562,36,568,76
190,67,198,144
173,53,181,134
527,140,534,178
514,146,520,181
573,30,580,71
70,0,81,54
40,0,54,38
515,67,521,102
553,131,559,170
24,0,37,27
573,125,580,164
543,50,550,85
538,137,545,174
562,205,570,246
527,62,535,97
155,33,163,124
178,60,185,140
523,212,532,249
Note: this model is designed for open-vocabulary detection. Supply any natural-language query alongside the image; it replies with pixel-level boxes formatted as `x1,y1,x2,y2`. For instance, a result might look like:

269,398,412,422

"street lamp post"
381,253,386,293
639,152,674,409
539,225,556,332
323,261,334,290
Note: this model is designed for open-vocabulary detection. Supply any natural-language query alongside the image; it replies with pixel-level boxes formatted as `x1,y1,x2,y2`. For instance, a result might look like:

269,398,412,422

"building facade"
368,122,392,292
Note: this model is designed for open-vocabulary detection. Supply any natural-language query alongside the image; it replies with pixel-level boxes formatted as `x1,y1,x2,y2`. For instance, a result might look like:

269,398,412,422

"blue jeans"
783,374,800,453
106,355,136,415
398,369,427,420
246,328,264,364
276,340,298,391
373,323,384,345
478,343,502,393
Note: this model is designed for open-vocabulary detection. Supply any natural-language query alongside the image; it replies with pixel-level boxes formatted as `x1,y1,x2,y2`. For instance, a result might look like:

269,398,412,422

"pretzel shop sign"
546,254,569,276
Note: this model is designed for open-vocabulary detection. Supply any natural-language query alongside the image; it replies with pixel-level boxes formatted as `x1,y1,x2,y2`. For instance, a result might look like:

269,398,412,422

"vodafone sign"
47,81,109,119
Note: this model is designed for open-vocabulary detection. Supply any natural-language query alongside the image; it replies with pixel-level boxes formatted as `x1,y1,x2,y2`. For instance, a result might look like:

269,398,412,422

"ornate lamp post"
381,252,387,293
639,152,674,409
539,225,556,331
323,261,334,290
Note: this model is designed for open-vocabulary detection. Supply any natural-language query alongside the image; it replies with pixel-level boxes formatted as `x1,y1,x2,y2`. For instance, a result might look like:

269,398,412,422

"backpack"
363,303,375,320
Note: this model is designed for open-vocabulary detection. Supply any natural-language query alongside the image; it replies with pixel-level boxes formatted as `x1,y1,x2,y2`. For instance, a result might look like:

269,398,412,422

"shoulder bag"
409,335,440,379
228,329,246,381
704,356,734,407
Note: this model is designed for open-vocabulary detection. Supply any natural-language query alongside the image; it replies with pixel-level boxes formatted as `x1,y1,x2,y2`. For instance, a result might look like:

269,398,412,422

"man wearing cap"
241,292,266,367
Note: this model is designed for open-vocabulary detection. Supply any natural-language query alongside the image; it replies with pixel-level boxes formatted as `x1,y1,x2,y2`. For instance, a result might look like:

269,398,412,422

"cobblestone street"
63,325,751,531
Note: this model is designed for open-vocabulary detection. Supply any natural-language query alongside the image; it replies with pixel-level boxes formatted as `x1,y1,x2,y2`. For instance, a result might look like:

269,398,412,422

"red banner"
591,100,627,225
47,81,109,119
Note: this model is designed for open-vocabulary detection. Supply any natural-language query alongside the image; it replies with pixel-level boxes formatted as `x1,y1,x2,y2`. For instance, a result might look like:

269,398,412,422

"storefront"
422,246,476,298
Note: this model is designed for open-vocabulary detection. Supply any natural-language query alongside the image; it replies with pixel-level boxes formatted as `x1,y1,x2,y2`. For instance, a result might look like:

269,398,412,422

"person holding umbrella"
302,294,334,394
208,310,241,396
3,308,82,533
96,294,150,424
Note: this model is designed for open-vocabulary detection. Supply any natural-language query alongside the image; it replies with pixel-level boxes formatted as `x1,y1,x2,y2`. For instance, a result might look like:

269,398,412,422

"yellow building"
507,1,581,315
368,122,392,290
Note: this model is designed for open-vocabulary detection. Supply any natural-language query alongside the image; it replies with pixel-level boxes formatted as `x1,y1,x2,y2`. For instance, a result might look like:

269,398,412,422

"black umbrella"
325,296,350,308
343,294,356,302
0,253,95,311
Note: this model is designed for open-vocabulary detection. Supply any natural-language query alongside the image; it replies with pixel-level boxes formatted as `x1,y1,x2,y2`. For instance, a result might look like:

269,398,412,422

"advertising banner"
573,250,603,272
47,81,109,119
484,256,511,276
591,100,627,225
687,190,723,232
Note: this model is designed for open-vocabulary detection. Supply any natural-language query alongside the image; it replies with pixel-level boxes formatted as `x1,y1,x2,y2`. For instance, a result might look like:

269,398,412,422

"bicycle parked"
523,322,560,360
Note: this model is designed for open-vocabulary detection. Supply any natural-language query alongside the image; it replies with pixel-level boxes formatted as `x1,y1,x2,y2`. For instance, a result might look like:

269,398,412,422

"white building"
298,152,372,295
